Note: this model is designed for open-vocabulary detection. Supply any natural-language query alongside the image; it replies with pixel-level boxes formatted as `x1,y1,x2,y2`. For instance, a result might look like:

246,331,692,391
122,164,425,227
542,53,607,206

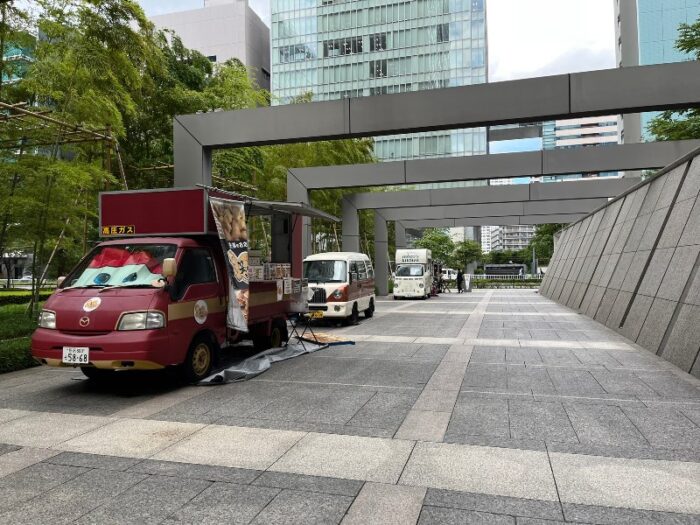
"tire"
80,367,113,381
393,295,398,301
364,298,375,318
345,303,359,326
181,334,216,383
270,318,289,348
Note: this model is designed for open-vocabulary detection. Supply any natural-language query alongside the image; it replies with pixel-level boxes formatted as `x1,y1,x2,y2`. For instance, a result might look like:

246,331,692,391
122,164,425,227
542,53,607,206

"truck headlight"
38,310,56,329
419,283,424,288
332,289,343,299
118,311,165,330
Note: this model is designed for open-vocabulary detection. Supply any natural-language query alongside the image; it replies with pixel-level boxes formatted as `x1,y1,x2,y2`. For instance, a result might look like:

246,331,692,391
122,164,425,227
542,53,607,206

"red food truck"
31,187,335,382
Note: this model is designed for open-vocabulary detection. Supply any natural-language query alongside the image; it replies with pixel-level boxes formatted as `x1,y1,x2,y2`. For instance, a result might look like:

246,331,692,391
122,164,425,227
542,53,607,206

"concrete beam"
176,62,700,185
345,178,636,210
290,140,700,190
488,125,543,142
400,214,586,228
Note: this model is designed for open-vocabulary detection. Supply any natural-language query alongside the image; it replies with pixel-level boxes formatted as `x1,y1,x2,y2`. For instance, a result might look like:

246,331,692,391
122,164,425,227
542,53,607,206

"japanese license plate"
62,347,90,365
309,310,324,319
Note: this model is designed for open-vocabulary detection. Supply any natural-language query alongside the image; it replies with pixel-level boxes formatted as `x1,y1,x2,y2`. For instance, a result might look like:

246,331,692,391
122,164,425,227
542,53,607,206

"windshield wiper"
98,283,157,293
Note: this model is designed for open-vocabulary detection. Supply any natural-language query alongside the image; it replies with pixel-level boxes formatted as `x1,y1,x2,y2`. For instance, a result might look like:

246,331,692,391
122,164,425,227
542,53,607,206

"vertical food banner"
210,198,249,332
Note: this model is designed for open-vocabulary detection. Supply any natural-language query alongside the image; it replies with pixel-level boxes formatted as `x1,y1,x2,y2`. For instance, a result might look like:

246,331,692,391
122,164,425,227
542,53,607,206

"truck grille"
310,287,327,304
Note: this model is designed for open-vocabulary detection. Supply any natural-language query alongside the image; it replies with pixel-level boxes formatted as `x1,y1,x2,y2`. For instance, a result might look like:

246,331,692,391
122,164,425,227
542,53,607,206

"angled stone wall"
541,149,700,377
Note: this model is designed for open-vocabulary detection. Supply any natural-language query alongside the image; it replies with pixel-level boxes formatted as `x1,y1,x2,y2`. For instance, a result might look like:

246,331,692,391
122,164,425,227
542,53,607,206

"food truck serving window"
396,264,424,277
62,244,177,289
304,260,347,283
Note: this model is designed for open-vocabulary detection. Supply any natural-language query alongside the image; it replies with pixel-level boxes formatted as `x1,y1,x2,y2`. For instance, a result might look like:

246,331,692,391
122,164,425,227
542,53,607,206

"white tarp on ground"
198,339,328,385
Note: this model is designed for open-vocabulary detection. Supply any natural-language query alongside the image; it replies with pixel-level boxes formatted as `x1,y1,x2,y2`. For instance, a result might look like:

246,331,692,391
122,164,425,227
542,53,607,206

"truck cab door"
167,248,223,361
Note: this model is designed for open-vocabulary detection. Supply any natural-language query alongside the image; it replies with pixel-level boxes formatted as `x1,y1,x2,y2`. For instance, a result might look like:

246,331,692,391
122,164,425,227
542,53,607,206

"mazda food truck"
31,187,337,382
303,252,376,324
393,249,433,299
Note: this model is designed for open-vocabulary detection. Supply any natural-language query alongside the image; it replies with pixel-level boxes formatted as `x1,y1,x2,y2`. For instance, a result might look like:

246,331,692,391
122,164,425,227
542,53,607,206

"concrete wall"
541,148,700,377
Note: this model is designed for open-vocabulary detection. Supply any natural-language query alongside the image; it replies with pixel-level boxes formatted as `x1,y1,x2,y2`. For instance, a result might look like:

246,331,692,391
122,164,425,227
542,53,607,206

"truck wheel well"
192,329,219,352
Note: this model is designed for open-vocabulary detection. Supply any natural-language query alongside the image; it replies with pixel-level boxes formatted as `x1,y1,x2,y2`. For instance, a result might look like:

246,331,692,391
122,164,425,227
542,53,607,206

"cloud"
487,0,616,82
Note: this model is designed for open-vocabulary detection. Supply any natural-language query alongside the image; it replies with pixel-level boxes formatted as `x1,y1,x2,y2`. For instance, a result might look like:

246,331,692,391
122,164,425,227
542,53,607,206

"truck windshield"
304,260,347,283
62,244,177,289
396,264,424,277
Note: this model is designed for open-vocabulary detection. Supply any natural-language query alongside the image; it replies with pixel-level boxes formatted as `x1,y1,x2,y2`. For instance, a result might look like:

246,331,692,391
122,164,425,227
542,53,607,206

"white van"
393,249,432,300
303,252,376,324
442,268,457,281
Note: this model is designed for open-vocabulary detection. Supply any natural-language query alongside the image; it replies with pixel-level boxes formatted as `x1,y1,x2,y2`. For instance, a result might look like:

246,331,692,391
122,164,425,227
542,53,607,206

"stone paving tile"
0,467,147,524
153,425,305,470
129,458,262,484
251,489,354,525
446,396,510,439
253,471,363,497
550,452,700,514
0,462,89,508
462,364,508,389
56,418,203,459
508,400,578,444
564,403,649,448
215,415,396,438
345,391,418,430
270,432,414,484
418,505,516,524
400,442,558,502
46,451,141,471
423,489,564,521
0,446,60,478
562,502,700,525
164,482,280,524
342,483,426,525
620,407,700,451
75,474,212,524
0,411,111,448
547,370,606,396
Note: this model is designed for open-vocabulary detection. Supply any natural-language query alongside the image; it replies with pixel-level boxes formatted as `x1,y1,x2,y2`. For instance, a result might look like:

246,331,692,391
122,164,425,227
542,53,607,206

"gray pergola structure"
172,61,700,285
341,178,639,294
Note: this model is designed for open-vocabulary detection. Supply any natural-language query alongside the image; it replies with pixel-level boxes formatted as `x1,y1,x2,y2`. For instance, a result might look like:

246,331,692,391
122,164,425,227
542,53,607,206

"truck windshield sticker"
210,198,249,332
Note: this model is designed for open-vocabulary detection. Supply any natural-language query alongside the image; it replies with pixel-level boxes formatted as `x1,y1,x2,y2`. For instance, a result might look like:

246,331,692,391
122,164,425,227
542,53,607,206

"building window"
436,23,449,43
369,32,387,51
279,44,315,63
323,36,363,57
207,55,217,62
369,59,387,78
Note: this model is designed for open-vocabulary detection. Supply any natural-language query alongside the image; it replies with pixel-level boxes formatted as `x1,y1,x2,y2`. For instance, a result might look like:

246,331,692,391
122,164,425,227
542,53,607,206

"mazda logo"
79,317,90,327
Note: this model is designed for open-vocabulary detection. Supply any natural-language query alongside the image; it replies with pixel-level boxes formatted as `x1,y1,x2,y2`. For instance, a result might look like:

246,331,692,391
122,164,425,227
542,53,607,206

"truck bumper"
31,328,173,370
309,301,351,318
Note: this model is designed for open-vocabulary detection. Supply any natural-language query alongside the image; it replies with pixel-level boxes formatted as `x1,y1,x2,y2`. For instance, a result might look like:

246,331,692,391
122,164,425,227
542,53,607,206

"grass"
0,302,42,374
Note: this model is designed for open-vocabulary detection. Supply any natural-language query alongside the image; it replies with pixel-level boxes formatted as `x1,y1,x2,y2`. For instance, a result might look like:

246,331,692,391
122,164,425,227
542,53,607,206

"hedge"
0,291,53,306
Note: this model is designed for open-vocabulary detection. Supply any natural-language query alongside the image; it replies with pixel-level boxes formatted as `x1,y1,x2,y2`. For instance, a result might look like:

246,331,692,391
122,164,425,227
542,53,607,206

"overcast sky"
139,0,616,81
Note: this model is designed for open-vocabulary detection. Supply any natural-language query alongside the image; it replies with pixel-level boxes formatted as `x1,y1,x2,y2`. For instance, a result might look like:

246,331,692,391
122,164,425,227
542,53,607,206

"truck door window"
171,249,216,300
349,261,359,282
357,260,368,280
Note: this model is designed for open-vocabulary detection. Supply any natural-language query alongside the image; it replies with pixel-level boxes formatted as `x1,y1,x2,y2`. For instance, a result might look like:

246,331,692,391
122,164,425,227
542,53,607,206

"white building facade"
150,0,271,90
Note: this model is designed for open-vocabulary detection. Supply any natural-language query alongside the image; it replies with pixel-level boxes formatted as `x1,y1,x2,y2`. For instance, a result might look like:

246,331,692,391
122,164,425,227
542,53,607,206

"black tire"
364,298,375,318
181,334,216,383
393,295,398,300
345,303,359,326
270,318,289,348
80,367,113,381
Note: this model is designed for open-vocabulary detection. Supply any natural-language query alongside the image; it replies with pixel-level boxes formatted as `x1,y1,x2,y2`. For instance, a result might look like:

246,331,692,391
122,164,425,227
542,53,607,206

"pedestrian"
456,269,464,293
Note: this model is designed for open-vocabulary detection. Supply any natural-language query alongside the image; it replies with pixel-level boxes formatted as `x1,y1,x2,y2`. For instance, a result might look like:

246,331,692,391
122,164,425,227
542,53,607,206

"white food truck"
393,249,433,300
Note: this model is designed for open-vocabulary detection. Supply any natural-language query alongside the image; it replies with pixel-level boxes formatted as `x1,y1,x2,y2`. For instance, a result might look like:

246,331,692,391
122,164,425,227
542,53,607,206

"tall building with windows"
271,0,488,161
490,225,535,253
615,0,700,142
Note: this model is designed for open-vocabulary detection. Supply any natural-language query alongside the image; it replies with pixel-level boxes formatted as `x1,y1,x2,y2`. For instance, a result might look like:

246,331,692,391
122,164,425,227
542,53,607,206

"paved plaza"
0,290,699,524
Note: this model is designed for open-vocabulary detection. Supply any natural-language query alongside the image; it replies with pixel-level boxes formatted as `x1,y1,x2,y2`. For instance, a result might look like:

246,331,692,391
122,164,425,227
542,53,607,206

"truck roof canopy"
247,200,339,222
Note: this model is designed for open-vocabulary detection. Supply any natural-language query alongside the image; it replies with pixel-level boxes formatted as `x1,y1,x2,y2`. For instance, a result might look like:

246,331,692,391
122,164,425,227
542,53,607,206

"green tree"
528,223,564,265
414,229,454,263
450,240,482,270
648,17,700,140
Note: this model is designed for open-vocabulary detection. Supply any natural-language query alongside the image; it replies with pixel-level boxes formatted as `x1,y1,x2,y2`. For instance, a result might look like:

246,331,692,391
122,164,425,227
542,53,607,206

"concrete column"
395,222,407,249
286,171,312,269
342,197,361,252
174,119,211,187
374,211,389,296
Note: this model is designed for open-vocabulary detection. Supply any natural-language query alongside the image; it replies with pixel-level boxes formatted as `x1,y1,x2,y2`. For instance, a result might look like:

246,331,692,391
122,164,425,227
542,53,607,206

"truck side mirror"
162,258,177,278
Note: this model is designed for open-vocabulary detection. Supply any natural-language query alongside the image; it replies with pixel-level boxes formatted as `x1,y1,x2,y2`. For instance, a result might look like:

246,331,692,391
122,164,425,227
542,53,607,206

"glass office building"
616,0,700,141
271,0,488,162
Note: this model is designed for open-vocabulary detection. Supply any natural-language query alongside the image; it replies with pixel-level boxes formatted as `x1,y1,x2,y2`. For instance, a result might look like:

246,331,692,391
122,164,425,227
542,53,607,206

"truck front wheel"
181,335,216,383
